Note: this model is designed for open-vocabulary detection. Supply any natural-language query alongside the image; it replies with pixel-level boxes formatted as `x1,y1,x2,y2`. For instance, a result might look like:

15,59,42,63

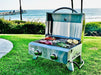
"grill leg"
79,55,83,64
66,61,74,71
33,55,38,60
78,55,84,68
73,55,84,69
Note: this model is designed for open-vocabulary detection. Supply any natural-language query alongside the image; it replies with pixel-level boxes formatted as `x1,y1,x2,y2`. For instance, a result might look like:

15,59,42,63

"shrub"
0,18,45,34
85,22,101,36
12,20,26,24
0,18,12,33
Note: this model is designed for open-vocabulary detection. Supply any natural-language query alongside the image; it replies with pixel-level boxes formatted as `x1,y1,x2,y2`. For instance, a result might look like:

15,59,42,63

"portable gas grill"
29,0,85,71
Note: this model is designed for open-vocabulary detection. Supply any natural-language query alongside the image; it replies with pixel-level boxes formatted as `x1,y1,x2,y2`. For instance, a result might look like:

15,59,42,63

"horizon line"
0,8,101,10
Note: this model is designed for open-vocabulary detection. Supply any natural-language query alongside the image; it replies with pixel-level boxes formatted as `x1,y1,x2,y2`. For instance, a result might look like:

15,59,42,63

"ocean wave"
1,9,101,22
86,16,101,19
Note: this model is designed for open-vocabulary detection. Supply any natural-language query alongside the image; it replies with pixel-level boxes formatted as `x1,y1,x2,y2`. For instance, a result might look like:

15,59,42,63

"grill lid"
45,7,85,42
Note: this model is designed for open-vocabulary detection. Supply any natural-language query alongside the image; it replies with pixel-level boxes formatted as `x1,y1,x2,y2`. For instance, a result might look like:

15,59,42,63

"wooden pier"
0,10,26,16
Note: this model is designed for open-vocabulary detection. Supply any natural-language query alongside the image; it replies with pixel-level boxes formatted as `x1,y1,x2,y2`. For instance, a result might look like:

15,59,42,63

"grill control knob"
34,50,42,55
50,54,58,59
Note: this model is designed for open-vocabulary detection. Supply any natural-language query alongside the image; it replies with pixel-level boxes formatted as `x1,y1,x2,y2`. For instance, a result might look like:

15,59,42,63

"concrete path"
0,38,13,58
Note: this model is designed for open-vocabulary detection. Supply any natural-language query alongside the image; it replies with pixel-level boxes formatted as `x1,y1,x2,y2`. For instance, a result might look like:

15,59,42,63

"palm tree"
19,0,22,20
71,0,83,13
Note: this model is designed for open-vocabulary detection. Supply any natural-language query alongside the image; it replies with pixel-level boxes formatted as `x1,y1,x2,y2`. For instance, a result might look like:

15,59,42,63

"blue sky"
0,0,101,10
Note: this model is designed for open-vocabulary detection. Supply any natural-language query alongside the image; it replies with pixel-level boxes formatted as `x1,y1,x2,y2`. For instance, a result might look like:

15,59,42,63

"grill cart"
29,0,85,71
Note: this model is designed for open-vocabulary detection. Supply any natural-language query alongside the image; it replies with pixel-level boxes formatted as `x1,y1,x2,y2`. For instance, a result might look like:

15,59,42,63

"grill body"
29,12,85,71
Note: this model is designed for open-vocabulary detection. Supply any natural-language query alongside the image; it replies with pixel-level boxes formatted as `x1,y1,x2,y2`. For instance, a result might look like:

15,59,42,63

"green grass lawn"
0,34,101,75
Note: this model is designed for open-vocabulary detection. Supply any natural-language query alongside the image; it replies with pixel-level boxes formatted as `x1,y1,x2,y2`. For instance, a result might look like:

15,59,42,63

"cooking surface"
35,36,81,49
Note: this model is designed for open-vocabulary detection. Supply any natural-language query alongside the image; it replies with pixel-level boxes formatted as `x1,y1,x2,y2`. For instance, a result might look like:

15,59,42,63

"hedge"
0,18,101,36
0,18,45,34
85,22,101,36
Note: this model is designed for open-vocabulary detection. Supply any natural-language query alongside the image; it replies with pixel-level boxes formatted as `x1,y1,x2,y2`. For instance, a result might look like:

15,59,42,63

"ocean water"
0,8,101,22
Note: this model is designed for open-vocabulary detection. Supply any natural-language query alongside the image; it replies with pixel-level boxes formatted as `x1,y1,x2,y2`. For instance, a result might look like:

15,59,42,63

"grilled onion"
67,39,73,44
73,39,79,44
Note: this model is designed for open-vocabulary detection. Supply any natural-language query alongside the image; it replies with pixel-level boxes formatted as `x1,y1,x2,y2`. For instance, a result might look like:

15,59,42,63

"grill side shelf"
68,43,82,61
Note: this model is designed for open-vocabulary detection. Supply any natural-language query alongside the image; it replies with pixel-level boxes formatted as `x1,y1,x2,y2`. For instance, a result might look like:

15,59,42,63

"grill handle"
53,7,78,13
